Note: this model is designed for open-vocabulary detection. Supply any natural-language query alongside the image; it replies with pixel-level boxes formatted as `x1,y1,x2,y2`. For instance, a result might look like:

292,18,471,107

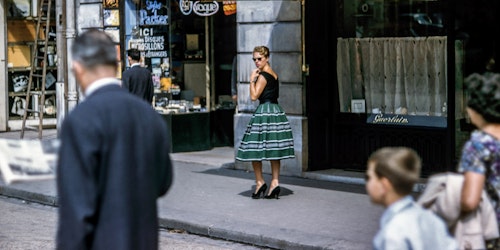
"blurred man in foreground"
56,29,173,250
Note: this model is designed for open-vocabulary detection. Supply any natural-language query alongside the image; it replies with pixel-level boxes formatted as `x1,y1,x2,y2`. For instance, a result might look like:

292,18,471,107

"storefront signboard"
179,0,219,16
366,113,447,128
140,0,168,25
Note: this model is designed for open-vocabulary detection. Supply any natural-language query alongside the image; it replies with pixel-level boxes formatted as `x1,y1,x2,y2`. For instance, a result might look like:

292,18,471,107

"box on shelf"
7,20,41,42
8,45,31,67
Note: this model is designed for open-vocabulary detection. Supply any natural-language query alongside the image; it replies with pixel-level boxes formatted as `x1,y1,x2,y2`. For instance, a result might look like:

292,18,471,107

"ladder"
20,0,53,139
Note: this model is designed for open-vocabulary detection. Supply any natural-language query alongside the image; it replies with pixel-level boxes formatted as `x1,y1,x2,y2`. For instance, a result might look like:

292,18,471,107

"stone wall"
77,1,103,31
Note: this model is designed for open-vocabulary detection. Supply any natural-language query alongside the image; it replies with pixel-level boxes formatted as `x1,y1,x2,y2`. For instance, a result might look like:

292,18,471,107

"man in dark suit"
56,29,173,250
122,48,155,104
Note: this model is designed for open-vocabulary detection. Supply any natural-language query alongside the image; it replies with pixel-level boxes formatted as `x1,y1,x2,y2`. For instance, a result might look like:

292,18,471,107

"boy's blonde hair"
368,147,421,195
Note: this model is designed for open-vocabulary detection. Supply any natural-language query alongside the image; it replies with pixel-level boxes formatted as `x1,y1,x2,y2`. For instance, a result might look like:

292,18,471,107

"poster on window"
104,9,120,26
223,1,236,16
105,27,120,43
103,0,119,8
7,0,30,17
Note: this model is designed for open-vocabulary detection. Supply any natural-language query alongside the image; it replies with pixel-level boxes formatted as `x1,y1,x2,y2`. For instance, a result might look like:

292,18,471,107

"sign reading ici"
179,0,219,16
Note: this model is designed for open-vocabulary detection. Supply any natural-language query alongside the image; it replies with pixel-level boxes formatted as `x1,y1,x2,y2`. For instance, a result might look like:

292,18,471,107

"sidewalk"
0,129,383,250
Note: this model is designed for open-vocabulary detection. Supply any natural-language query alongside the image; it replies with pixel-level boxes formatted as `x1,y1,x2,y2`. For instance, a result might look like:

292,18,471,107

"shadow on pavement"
196,167,367,195
238,185,295,198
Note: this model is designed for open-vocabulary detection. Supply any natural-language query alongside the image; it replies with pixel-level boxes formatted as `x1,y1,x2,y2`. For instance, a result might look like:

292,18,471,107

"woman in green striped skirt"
236,46,295,199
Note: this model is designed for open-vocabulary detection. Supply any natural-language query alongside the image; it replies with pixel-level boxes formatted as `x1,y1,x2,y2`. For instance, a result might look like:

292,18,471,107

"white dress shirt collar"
84,77,121,98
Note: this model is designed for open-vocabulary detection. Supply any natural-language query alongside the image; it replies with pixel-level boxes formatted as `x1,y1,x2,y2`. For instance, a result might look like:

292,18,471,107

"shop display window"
335,0,463,128
6,0,57,119
124,0,169,82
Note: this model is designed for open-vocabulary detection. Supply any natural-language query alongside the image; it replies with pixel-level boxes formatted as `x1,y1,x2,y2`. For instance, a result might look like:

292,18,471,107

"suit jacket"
56,84,173,250
417,172,499,250
122,65,154,104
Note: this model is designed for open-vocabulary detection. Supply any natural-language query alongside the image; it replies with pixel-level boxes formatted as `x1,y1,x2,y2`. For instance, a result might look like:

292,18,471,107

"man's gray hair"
71,29,117,69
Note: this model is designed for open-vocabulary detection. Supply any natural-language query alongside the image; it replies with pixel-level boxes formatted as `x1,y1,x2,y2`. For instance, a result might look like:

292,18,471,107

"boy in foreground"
366,147,457,250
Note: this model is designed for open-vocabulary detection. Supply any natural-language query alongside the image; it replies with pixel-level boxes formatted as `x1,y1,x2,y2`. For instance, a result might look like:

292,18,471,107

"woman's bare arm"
461,171,485,212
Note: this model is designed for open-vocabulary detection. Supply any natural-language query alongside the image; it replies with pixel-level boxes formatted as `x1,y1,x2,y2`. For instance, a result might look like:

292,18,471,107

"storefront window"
336,0,452,127
124,0,170,89
122,0,211,111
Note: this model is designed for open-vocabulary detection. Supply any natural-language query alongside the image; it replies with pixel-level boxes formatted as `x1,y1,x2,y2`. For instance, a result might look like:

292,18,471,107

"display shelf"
9,90,56,97
7,67,31,72
8,66,58,72
8,41,56,46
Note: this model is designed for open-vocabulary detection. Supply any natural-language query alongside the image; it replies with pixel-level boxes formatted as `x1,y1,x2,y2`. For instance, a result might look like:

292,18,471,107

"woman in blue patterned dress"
459,73,500,247
236,46,295,199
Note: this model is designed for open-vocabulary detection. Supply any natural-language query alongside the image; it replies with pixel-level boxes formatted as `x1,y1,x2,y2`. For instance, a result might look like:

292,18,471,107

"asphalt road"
0,195,271,250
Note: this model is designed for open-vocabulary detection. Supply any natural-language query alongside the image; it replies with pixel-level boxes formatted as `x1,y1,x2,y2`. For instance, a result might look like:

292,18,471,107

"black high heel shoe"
252,183,267,199
264,186,280,199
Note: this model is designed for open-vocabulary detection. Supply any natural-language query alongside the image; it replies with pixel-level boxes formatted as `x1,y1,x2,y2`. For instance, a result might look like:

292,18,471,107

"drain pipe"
55,0,66,130
65,0,78,115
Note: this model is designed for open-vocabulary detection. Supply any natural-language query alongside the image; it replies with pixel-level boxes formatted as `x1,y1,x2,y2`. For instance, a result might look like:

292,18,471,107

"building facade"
1,0,497,178
235,0,499,177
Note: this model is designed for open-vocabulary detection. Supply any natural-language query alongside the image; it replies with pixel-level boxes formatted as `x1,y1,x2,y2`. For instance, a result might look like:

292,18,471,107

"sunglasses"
252,57,263,62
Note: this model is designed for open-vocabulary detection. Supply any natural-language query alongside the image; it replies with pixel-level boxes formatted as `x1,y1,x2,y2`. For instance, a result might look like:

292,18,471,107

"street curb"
0,185,58,206
0,186,329,250
301,172,365,186
158,218,331,250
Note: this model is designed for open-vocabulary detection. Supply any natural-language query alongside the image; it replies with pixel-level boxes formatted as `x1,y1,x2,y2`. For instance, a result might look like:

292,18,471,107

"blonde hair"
368,147,421,195
253,46,270,58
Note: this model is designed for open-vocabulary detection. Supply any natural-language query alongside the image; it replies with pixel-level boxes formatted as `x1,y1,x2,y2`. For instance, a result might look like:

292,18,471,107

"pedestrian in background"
122,48,155,104
366,147,457,250
56,29,173,249
236,45,294,199
459,72,500,249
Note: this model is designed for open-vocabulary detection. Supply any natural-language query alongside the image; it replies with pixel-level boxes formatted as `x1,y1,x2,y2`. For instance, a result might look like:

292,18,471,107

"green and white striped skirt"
236,103,295,161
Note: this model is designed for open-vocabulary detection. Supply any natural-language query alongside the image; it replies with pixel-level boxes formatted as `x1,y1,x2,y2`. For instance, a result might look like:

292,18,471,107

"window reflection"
338,0,444,38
